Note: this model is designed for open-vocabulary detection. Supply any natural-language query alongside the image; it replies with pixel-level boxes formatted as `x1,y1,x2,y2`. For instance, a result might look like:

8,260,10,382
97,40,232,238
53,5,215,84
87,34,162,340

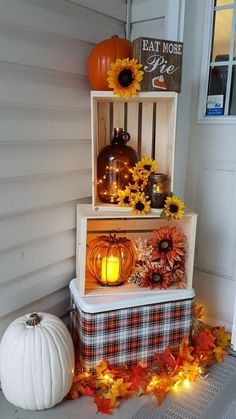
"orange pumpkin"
87,35,132,91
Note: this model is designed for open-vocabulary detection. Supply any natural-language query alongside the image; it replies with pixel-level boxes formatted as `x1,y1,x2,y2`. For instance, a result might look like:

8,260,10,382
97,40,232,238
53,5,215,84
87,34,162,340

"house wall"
0,0,174,337
0,0,126,336
130,0,165,40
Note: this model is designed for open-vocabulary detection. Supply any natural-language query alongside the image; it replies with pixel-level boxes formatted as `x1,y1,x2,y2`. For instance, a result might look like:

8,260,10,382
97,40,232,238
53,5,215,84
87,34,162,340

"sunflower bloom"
139,264,172,289
130,192,151,215
107,58,143,99
163,195,185,220
117,186,134,207
149,226,186,268
131,158,158,181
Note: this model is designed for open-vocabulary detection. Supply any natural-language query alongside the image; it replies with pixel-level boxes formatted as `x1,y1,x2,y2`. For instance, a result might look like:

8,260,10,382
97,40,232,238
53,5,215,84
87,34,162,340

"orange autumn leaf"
130,364,149,390
195,330,216,354
212,326,231,349
96,358,109,378
213,346,228,363
94,395,113,415
193,304,203,320
178,336,195,362
154,348,176,370
104,378,133,406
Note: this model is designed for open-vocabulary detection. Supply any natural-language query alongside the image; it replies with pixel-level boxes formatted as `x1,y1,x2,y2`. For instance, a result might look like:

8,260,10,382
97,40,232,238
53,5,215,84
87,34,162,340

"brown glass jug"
97,128,138,204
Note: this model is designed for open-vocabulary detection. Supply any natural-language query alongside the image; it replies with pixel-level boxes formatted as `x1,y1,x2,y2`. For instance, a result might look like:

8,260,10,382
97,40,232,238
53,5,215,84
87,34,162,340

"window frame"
197,0,236,124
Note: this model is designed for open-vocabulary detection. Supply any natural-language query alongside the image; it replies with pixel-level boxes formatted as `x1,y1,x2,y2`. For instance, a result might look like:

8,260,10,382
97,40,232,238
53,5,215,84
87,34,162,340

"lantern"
147,173,169,208
87,233,136,286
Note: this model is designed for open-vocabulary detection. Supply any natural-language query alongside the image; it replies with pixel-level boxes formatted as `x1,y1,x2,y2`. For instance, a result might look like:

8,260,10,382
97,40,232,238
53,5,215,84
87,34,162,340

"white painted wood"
0,143,91,179
0,230,75,286
64,0,127,22
0,106,90,143
0,0,124,43
0,21,92,76
76,204,197,296
0,258,75,317
0,288,70,338
195,161,236,279
0,170,91,217
131,0,165,23
0,202,76,252
131,19,165,41
0,63,90,110
165,0,185,41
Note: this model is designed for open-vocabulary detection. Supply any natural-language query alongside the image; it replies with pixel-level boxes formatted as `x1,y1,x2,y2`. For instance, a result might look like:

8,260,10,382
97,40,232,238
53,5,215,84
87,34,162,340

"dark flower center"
143,164,151,171
135,201,145,211
124,196,130,204
118,69,134,87
150,272,163,283
130,188,137,193
158,239,173,253
169,204,179,213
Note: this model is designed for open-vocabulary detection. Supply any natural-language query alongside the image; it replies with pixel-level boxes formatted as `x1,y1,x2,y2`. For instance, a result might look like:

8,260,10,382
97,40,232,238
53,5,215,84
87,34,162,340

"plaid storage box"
69,279,194,371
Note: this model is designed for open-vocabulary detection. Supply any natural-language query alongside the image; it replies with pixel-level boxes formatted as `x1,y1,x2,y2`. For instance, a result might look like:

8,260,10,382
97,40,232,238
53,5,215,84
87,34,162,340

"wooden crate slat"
97,102,110,148
113,102,125,130
155,101,170,174
141,102,154,158
126,102,139,152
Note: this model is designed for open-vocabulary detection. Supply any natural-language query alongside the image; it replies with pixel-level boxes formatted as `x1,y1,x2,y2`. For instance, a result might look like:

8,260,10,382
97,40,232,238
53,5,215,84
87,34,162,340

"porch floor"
1,355,236,419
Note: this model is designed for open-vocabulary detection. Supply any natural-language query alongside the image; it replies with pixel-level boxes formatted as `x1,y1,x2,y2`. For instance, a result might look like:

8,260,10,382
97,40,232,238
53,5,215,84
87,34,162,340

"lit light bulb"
183,378,190,388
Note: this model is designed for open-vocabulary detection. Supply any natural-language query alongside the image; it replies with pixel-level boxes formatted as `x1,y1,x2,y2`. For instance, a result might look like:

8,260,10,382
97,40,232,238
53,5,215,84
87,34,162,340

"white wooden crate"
91,91,177,211
76,204,197,297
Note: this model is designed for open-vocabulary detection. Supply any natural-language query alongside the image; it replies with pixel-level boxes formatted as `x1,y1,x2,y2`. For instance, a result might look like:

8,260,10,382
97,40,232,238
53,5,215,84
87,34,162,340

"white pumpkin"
0,312,74,411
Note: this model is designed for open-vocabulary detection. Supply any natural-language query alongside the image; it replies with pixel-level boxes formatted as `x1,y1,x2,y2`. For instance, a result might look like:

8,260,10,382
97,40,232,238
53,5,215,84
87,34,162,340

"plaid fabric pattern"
71,297,193,371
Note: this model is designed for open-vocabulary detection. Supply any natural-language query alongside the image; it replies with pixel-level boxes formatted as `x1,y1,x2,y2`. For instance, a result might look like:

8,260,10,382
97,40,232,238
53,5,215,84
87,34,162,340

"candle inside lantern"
101,255,120,283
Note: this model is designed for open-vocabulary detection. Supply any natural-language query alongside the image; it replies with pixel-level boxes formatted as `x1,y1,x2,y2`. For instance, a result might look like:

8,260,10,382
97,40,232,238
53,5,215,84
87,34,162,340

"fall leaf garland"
68,305,231,415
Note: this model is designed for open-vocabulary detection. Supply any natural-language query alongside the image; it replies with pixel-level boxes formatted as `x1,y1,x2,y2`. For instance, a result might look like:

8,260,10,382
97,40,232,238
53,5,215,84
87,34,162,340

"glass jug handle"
121,131,130,143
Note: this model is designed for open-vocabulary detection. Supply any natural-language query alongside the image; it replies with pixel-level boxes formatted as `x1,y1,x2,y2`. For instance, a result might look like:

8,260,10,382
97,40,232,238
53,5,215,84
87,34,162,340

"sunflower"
131,158,158,182
117,186,133,207
163,195,185,220
107,58,143,99
130,191,151,215
149,226,186,268
139,263,172,289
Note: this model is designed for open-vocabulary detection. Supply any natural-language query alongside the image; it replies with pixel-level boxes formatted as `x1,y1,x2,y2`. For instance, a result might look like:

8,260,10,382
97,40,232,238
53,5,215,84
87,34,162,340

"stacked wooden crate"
70,91,197,371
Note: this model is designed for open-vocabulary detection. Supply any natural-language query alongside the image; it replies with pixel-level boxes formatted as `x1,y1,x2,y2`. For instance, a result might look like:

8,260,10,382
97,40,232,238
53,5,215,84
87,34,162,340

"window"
206,0,236,116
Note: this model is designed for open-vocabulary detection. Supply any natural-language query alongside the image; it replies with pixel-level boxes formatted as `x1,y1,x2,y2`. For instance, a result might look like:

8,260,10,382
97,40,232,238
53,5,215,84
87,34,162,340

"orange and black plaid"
71,297,193,371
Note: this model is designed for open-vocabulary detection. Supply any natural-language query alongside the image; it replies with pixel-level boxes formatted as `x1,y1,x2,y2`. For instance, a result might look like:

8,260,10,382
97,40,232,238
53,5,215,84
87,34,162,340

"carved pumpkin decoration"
0,312,74,411
87,233,136,286
87,35,132,90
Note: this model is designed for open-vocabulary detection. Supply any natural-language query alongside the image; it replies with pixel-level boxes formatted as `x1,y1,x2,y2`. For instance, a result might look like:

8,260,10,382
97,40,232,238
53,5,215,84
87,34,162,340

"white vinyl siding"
0,0,126,337
130,0,165,40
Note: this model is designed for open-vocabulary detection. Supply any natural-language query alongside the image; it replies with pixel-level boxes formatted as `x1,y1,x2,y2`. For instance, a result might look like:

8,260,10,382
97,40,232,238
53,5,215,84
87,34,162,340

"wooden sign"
133,37,183,93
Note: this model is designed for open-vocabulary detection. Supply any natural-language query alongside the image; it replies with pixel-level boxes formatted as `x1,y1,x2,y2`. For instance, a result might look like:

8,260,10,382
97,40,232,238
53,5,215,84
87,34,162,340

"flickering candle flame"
101,256,120,283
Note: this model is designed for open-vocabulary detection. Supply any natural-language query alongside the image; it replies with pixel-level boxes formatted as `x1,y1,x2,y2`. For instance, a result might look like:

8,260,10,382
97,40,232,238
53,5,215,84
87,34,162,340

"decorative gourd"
0,312,75,411
87,35,132,90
